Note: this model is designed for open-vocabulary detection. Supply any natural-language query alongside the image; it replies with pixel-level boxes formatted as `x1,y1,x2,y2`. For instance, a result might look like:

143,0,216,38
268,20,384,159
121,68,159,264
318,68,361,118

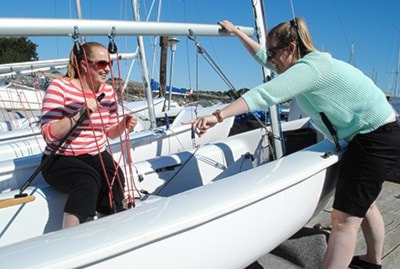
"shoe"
349,256,382,269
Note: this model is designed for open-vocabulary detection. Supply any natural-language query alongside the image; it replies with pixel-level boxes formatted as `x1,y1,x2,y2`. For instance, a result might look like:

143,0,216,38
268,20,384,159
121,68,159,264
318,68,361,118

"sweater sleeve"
253,45,277,72
242,58,320,111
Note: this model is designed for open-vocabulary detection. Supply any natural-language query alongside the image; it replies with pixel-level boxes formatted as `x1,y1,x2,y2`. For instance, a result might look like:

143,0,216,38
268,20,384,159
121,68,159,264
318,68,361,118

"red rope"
107,51,139,207
73,49,139,211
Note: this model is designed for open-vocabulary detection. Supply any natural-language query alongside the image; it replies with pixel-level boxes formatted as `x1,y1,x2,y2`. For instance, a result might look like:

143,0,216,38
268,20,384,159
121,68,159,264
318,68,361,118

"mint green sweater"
242,47,394,141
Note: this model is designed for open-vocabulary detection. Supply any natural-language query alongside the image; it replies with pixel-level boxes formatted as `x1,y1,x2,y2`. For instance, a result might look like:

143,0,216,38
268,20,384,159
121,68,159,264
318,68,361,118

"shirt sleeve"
242,57,320,111
253,45,277,72
40,79,67,143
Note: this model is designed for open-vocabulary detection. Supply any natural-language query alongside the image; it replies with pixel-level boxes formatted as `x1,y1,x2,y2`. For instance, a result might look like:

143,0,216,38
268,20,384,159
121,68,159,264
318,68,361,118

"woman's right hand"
218,20,239,35
182,114,219,137
72,97,102,122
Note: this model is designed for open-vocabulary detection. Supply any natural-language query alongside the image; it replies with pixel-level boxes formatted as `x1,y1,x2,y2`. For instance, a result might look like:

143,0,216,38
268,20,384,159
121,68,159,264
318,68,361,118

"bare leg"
62,212,80,228
321,209,363,269
359,202,384,264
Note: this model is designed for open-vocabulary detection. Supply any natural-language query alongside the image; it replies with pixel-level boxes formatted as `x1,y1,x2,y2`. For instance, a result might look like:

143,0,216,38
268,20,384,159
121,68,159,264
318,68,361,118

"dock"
245,181,400,269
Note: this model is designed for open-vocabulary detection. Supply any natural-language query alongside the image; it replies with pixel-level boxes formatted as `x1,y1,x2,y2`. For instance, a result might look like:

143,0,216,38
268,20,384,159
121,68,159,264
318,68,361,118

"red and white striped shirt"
41,78,118,156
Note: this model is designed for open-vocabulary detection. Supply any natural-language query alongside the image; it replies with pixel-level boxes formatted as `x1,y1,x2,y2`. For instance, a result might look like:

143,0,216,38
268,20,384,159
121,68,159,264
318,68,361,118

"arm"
218,20,274,71
48,98,99,139
218,20,261,57
183,97,249,137
41,80,102,141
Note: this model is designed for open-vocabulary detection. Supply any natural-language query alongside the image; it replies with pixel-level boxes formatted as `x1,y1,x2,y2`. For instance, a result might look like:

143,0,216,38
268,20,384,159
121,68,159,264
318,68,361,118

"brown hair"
267,17,315,58
66,42,107,79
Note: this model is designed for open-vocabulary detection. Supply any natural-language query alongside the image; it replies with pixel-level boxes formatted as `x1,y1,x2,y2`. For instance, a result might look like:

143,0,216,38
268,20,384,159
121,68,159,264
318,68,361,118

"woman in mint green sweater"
188,18,400,269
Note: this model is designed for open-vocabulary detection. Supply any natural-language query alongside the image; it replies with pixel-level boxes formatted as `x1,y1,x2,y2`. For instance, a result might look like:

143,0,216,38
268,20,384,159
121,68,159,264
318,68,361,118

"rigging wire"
187,30,274,144
331,0,353,65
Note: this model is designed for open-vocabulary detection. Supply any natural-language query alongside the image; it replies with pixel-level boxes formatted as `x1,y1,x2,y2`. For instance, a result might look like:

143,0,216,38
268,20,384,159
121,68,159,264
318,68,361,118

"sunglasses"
88,60,113,69
266,45,288,60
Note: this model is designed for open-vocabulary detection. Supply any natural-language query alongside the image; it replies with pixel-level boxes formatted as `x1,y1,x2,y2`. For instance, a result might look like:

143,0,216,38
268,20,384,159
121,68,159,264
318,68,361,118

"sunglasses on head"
266,45,288,60
88,60,113,69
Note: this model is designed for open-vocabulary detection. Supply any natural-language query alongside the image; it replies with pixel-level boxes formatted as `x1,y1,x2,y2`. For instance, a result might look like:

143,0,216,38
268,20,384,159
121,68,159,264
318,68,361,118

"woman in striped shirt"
40,42,137,228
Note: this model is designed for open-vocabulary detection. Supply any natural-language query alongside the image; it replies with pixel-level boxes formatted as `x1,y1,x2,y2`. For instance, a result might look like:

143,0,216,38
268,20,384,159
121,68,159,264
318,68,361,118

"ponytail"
268,17,315,58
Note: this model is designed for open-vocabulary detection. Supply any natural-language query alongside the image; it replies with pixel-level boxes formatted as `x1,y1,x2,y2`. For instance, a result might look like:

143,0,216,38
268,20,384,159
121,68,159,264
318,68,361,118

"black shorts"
41,151,125,219
333,121,400,217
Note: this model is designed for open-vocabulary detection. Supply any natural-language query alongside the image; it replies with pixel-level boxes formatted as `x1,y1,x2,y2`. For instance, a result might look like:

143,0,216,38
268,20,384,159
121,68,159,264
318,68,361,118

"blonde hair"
267,17,315,58
66,42,107,79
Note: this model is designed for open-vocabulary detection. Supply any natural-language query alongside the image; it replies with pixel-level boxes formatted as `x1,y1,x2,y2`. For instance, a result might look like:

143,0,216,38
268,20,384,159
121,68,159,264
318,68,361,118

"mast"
395,46,400,97
349,43,355,65
75,0,83,20
159,36,168,98
131,0,157,129
74,0,86,43
252,0,284,159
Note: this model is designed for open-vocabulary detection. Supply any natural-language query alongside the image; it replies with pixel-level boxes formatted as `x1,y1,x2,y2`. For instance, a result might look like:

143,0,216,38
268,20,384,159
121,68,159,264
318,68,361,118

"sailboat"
0,1,344,268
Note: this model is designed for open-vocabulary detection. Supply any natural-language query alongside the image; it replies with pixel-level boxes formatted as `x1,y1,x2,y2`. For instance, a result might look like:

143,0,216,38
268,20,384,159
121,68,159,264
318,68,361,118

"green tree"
0,37,38,64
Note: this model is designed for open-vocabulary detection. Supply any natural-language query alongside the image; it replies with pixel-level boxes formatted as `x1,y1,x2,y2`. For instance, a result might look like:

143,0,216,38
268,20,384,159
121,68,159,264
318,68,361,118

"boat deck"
246,181,400,268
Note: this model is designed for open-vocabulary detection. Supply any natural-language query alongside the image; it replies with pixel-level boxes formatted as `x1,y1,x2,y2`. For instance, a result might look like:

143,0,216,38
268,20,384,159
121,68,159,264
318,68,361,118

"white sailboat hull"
0,118,343,268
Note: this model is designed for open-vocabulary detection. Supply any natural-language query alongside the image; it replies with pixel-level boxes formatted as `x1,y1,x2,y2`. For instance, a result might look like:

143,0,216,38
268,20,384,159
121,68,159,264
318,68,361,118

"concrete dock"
245,181,400,268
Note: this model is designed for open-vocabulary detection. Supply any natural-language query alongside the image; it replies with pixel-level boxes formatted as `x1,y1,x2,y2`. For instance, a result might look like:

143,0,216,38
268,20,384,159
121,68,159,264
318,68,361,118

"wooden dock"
246,181,400,268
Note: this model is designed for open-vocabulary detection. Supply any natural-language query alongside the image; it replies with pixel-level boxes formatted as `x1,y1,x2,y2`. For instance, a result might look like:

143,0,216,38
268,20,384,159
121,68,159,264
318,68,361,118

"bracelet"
212,109,223,123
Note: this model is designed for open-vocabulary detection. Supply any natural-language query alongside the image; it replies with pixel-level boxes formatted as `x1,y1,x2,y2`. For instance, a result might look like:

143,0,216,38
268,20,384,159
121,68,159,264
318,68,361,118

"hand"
122,114,138,131
74,97,102,121
218,20,239,35
182,114,218,137
82,97,102,115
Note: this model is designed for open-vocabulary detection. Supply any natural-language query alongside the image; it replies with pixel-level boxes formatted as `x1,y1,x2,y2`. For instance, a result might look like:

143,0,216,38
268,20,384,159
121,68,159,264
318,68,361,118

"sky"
0,0,399,96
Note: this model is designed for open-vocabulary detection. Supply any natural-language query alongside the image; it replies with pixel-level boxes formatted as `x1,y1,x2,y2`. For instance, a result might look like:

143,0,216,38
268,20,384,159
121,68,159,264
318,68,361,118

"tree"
0,37,38,64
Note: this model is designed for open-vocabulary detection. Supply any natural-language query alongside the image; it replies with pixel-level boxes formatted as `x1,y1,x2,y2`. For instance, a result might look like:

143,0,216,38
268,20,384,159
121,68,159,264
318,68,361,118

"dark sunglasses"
88,60,113,69
266,45,288,60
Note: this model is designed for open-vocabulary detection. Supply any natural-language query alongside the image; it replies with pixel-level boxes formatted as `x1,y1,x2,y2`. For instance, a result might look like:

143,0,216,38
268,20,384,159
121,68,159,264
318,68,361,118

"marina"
0,1,399,268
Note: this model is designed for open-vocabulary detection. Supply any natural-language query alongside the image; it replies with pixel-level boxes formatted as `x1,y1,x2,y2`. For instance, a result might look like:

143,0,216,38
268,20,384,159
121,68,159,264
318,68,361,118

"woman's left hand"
122,114,138,131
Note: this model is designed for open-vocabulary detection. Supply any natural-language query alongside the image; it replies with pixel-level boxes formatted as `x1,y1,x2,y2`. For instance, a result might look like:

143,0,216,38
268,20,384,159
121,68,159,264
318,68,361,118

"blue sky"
1,0,399,96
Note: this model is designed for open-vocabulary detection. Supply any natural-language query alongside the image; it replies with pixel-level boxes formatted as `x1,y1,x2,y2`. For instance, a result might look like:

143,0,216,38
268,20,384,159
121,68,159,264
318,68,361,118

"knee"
331,209,362,231
331,210,345,228
77,175,100,192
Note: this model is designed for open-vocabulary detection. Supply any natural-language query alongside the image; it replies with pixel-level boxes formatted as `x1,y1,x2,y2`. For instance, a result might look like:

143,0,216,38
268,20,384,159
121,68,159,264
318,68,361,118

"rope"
107,47,140,206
